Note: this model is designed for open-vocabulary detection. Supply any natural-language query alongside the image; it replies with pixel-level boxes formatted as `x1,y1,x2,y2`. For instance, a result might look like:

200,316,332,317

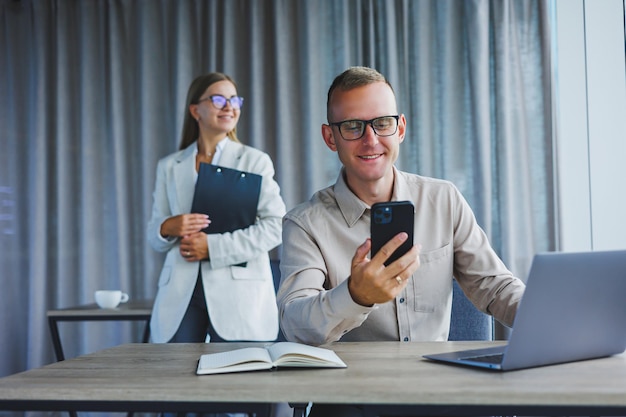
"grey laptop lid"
423,250,626,371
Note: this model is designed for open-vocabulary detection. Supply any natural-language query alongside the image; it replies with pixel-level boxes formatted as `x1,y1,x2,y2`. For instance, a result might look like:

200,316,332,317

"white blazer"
147,141,286,343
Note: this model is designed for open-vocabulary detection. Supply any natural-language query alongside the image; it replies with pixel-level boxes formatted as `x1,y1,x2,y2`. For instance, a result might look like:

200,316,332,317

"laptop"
423,249,626,371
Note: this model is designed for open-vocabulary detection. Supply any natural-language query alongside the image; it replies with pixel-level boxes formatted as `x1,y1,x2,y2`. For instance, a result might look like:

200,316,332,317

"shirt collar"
192,137,229,163
391,167,412,201
211,137,229,165
214,137,228,152
335,166,410,227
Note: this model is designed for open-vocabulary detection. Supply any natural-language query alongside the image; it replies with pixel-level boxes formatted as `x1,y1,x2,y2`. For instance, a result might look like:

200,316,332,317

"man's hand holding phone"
348,202,421,307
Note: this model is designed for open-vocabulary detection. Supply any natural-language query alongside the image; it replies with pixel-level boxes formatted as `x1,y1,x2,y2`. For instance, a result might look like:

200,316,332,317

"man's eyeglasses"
198,95,244,110
328,115,400,141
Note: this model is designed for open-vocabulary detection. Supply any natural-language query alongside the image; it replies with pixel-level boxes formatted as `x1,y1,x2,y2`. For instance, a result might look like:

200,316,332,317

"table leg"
47,316,65,361
142,319,151,343
290,403,308,417
48,317,77,417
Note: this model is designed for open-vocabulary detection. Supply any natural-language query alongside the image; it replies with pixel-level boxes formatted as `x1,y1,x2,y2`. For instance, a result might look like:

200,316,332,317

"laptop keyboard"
462,353,504,364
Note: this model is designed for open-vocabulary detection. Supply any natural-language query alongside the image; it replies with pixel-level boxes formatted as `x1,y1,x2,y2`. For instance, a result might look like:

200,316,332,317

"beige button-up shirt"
277,167,525,345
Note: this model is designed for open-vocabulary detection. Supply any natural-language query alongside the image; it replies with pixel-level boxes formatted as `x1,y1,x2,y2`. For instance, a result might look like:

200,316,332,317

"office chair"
449,279,494,341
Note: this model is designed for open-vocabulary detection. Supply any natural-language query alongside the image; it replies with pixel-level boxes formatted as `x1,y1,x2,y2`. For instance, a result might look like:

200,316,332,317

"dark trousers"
169,268,225,343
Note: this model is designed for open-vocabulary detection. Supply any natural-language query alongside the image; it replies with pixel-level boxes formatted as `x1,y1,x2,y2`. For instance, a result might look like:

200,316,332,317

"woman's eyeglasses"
198,95,244,110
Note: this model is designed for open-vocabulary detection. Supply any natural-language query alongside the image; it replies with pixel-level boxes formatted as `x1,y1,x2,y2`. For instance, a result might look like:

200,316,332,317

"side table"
47,300,153,361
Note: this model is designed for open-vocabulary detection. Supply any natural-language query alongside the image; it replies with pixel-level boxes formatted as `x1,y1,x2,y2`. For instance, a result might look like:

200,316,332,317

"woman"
147,72,286,343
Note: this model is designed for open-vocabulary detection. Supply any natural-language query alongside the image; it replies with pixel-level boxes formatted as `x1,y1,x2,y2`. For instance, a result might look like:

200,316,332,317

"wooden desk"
47,300,153,361
1,341,626,417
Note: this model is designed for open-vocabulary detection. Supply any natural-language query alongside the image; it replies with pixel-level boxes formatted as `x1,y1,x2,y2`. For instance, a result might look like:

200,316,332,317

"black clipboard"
191,163,262,234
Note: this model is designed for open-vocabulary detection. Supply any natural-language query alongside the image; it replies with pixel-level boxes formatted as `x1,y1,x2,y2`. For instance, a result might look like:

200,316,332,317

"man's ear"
321,124,337,152
397,114,407,144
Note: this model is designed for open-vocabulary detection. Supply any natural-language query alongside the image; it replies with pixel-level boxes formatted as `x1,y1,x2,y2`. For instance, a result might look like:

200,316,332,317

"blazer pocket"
158,265,172,287
412,243,454,312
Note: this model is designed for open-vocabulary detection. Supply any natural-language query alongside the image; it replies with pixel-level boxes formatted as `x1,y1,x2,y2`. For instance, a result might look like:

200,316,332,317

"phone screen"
370,201,415,266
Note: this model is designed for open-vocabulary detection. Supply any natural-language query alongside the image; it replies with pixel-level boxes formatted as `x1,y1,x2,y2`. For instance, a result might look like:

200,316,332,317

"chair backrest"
270,260,287,341
270,259,282,292
449,279,493,340
271,260,493,341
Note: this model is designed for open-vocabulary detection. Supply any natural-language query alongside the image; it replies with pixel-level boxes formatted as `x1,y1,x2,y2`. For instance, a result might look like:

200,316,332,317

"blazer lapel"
215,141,244,170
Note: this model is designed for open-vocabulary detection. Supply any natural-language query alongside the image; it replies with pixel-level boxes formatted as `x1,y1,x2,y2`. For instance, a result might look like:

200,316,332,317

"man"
278,65,526,416
278,66,524,348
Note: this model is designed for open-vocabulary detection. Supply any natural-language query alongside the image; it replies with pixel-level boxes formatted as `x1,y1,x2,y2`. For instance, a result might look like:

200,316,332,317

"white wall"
554,0,626,251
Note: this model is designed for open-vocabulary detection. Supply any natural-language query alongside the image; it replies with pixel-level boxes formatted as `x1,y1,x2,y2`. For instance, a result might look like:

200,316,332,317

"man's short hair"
326,66,395,122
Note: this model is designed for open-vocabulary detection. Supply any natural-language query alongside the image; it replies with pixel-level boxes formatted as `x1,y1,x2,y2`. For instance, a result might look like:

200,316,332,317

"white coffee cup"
94,290,129,309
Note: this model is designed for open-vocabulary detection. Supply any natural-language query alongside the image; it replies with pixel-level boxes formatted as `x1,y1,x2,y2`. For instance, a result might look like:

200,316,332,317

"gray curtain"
0,0,553,380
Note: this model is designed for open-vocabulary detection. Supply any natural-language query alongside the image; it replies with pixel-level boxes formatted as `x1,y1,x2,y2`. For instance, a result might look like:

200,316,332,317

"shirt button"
399,297,405,303
403,337,409,342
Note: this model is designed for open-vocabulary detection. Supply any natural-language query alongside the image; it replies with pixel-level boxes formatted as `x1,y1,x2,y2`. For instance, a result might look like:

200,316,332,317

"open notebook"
196,342,347,375
424,250,626,371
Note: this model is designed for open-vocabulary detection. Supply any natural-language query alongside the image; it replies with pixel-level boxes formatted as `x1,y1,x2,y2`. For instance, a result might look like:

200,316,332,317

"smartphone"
370,201,415,266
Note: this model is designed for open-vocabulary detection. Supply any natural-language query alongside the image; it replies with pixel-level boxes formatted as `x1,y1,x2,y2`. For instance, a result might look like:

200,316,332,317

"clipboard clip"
215,167,246,179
